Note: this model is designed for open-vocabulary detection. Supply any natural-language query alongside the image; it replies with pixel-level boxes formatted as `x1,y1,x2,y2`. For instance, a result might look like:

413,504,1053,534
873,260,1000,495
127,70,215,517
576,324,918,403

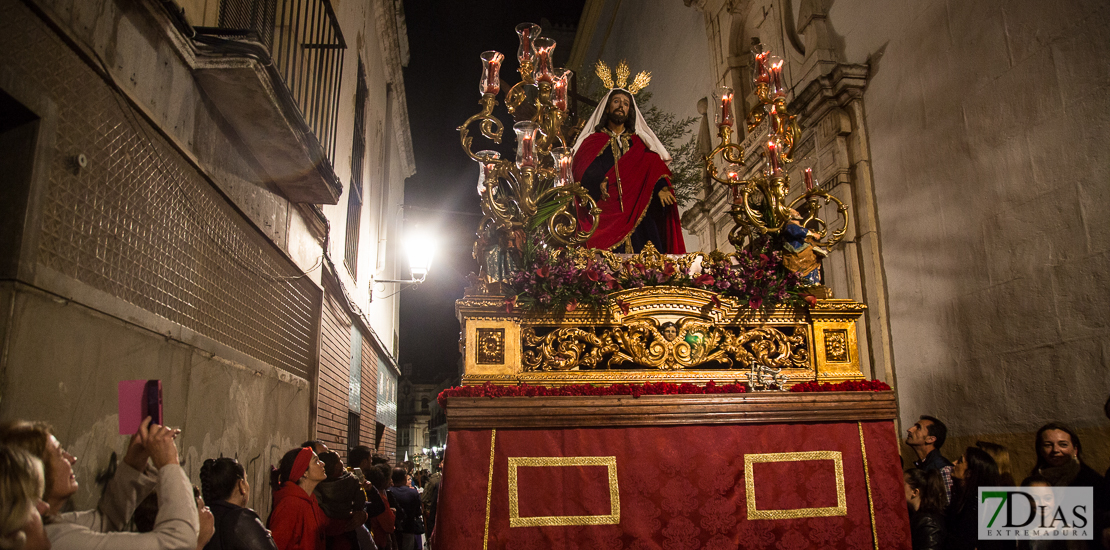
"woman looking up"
0,418,198,550
946,447,1002,550
198,458,276,550
266,448,328,550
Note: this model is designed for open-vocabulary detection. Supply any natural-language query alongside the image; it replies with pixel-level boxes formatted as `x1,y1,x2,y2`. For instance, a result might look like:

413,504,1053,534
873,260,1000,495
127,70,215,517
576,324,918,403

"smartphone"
118,379,163,434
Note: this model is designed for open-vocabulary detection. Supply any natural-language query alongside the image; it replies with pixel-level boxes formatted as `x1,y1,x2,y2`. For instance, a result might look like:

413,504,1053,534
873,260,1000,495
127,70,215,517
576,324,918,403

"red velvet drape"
434,421,909,549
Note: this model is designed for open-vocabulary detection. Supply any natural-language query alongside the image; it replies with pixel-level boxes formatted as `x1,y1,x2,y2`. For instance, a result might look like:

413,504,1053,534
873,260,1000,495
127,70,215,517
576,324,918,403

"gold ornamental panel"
507,456,620,527
745,451,847,520
466,320,520,375
459,290,867,385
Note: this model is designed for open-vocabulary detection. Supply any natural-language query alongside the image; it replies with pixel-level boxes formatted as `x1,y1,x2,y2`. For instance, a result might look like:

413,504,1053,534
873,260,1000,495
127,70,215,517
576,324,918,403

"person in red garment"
571,64,685,255
267,448,332,550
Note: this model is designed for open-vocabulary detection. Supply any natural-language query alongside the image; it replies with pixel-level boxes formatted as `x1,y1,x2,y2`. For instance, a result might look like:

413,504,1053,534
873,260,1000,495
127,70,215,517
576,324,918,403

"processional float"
436,22,910,549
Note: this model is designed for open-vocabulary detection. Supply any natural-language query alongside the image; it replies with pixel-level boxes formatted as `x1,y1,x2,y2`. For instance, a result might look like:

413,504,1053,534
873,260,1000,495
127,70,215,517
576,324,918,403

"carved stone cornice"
791,63,869,123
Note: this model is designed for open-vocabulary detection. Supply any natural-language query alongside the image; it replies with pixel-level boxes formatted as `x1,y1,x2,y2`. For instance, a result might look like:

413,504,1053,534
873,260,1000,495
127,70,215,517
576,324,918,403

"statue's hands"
658,188,676,206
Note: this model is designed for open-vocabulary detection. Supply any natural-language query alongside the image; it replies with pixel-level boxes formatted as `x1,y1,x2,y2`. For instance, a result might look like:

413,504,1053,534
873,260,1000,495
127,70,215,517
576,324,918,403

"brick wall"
317,278,352,459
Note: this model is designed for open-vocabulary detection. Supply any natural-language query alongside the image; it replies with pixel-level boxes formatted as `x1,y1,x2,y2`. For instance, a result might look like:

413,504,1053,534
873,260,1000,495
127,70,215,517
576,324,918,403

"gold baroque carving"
823,329,849,363
521,318,808,371
477,328,506,364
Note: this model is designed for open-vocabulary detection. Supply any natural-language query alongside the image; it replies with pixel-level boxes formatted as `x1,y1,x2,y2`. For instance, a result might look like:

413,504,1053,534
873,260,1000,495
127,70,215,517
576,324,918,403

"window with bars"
344,59,368,278
347,411,360,451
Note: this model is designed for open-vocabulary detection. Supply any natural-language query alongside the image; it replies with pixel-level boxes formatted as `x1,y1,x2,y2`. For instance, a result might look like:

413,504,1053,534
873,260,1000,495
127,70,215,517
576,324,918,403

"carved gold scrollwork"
522,327,610,371
521,318,809,372
458,94,503,162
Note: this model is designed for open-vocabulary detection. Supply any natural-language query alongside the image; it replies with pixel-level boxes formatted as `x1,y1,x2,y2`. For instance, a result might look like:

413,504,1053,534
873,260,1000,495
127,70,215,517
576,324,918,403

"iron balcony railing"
197,0,346,166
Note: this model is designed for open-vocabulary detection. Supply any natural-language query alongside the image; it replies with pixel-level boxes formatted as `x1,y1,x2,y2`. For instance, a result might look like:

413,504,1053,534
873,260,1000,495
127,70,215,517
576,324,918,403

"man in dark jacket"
387,468,424,550
905,415,954,503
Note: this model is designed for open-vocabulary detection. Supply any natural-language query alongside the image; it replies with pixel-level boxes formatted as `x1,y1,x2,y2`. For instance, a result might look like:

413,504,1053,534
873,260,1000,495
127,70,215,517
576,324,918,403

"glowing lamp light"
405,229,436,283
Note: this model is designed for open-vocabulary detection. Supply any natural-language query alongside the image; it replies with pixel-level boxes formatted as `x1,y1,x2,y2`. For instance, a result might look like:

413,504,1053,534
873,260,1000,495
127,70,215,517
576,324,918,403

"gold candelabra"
705,47,849,253
458,23,599,283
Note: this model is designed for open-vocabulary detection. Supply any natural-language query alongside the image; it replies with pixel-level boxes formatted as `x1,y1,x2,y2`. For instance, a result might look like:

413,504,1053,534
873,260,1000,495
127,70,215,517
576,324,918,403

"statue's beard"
607,110,628,125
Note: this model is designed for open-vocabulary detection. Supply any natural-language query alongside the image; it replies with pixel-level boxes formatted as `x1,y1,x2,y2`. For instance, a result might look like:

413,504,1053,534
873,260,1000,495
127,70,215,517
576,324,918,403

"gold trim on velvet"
858,422,879,550
506,456,621,527
483,429,497,550
744,451,847,520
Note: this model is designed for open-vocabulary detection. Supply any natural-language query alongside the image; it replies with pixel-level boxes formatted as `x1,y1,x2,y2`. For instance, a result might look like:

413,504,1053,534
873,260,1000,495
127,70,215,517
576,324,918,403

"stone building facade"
569,0,1110,474
0,0,413,515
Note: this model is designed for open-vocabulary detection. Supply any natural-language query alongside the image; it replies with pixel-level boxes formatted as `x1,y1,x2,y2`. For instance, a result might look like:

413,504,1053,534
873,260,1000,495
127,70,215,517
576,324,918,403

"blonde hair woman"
0,445,50,550
0,418,198,550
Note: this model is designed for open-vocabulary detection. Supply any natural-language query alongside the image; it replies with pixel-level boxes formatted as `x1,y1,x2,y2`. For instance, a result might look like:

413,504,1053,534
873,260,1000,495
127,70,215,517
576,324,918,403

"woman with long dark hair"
904,468,947,550
198,458,276,550
946,447,1001,550
266,448,328,550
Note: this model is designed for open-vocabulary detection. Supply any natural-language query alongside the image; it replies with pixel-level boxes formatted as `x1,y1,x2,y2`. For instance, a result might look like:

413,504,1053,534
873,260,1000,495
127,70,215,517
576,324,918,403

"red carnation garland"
788,379,891,392
437,379,890,409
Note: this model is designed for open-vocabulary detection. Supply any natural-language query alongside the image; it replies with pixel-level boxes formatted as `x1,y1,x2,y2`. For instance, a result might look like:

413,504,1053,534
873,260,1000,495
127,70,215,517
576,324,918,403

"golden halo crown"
594,60,651,94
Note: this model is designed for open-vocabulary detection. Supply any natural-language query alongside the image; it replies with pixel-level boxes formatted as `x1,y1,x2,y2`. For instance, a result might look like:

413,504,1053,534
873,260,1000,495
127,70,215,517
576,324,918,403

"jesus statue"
571,62,685,254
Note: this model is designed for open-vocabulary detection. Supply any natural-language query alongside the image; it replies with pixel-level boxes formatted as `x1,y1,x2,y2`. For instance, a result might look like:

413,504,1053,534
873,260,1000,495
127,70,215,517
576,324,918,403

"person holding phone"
0,417,199,550
199,458,276,550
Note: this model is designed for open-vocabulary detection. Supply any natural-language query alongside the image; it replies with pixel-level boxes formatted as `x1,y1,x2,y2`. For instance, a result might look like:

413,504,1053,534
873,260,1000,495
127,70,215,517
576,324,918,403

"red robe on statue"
573,131,685,254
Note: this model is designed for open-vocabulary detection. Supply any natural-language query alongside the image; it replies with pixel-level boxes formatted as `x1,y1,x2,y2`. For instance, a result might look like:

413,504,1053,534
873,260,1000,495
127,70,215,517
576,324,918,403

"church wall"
822,0,1110,472
598,0,1109,475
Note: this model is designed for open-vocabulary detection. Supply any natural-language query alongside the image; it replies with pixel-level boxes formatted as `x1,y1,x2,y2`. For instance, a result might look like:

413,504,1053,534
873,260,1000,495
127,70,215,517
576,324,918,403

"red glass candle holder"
514,121,538,168
551,148,574,187
533,37,556,83
479,51,504,96
475,150,500,195
515,23,540,65
714,86,734,127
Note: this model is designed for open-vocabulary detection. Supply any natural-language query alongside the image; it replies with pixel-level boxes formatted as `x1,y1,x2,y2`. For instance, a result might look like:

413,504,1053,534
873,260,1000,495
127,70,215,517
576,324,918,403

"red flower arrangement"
788,379,891,392
437,379,890,409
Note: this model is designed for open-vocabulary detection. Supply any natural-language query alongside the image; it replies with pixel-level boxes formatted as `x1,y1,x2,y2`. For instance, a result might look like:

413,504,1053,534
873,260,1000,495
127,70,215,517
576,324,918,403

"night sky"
398,0,586,383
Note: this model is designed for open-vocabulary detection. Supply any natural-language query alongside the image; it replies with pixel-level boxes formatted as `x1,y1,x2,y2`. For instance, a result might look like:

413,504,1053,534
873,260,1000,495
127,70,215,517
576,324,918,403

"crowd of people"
0,421,443,550
902,396,1110,550
0,398,1107,550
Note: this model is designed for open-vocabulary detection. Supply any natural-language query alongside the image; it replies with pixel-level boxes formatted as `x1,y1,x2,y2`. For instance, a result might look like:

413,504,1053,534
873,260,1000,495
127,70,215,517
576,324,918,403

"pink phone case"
118,380,161,434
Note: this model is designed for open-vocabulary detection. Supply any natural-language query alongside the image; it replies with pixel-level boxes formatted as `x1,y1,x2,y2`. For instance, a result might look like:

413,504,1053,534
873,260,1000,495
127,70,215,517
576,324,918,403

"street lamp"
373,229,436,286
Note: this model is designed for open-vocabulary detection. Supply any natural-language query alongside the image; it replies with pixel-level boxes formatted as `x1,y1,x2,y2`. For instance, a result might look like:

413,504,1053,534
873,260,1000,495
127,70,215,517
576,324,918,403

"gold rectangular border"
507,456,620,527
745,451,847,520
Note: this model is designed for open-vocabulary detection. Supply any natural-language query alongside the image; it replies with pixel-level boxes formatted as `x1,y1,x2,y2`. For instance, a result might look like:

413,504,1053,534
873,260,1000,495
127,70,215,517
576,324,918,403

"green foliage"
575,69,703,207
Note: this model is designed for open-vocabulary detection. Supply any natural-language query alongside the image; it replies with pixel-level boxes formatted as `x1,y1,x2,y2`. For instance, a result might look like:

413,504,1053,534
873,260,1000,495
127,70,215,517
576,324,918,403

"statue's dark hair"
200,457,244,503
594,90,636,134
